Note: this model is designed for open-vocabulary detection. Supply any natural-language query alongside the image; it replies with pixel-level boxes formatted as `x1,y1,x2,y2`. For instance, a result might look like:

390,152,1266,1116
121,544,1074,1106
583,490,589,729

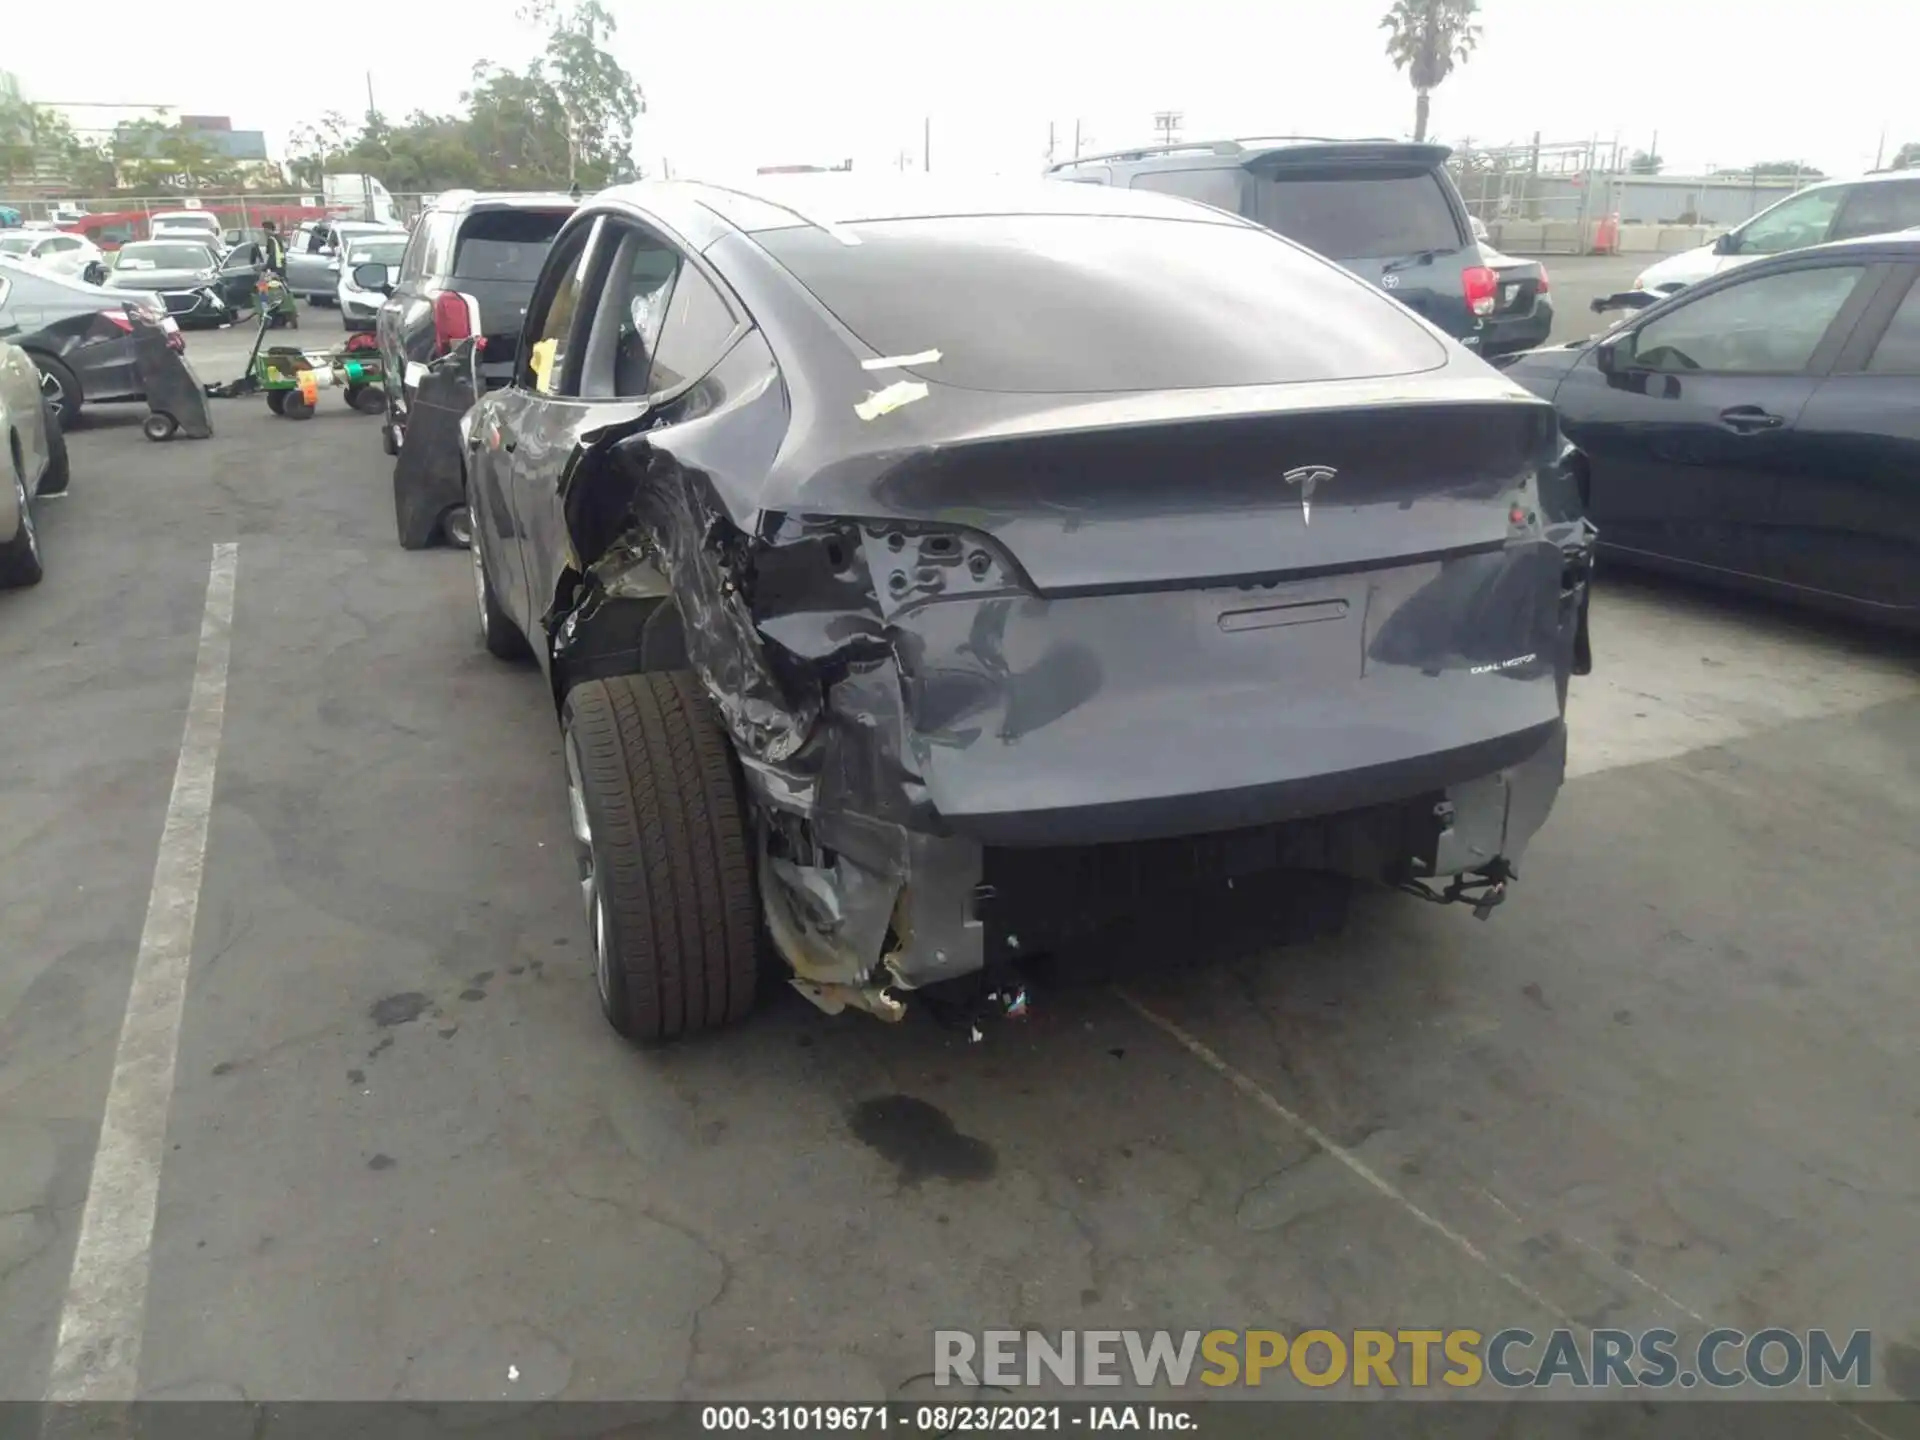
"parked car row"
0,255,182,429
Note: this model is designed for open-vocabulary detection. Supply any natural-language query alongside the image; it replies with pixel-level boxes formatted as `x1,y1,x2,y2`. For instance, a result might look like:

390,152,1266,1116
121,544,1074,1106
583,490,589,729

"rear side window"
1865,275,1920,373
1830,180,1920,243
1247,169,1462,259
646,264,737,394
418,212,458,279
1129,168,1244,212
758,214,1446,394
452,209,570,283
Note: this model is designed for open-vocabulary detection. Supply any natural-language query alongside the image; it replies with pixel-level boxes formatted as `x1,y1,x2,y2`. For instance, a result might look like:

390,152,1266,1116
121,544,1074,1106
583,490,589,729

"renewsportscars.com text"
934,1328,1873,1391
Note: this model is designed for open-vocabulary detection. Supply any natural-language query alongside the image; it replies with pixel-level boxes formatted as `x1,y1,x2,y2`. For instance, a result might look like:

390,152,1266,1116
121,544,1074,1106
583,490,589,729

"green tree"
1892,141,1920,169
111,119,236,191
1733,160,1826,178
1380,0,1481,144
1628,149,1663,175
518,0,646,184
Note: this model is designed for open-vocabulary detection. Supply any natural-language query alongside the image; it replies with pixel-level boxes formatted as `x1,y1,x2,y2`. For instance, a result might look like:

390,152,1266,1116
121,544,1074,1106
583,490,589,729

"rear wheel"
33,355,81,432
142,413,178,442
563,674,759,1042
442,504,473,549
1,460,44,588
266,390,287,415
282,391,314,420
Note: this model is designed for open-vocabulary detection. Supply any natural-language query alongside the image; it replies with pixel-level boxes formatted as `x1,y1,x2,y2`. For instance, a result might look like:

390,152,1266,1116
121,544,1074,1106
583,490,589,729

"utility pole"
895,148,913,172
923,116,930,173
1153,111,1183,147
1045,121,1056,168
1074,119,1084,159
1874,127,1886,169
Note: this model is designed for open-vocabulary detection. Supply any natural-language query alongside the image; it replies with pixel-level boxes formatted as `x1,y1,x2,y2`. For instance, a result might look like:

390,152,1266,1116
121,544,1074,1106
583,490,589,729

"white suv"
1634,169,1920,293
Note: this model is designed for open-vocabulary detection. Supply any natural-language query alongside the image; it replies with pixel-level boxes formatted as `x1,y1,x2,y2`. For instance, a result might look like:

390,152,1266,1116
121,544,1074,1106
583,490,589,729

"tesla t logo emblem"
1381,274,1401,289
1283,465,1338,525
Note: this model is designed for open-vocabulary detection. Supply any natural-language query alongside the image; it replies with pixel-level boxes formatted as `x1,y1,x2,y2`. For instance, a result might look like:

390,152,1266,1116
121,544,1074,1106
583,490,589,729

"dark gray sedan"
0,256,174,428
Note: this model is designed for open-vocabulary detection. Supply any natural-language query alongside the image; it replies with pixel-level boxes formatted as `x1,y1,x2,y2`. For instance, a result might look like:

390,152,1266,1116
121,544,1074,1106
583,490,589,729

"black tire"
1,455,45,589
37,399,70,496
563,674,759,1042
346,384,384,416
143,413,178,442
266,390,287,415
32,354,81,432
472,528,531,659
282,392,314,420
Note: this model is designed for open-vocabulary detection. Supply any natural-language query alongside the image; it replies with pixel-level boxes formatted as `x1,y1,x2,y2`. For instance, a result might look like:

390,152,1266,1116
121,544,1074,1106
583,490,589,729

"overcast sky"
10,0,1919,184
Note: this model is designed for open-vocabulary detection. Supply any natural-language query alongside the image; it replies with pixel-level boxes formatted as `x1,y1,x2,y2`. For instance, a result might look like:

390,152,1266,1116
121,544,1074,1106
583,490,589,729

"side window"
417,214,457,279
1865,276,1920,374
521,227,598,397
42,236,79,254
396,223,430,283
578,223,681,399
1731,188,1843,256
1626,264,1866,374
1830,180,1920,243
646,263,738,395
1129,168,1243,212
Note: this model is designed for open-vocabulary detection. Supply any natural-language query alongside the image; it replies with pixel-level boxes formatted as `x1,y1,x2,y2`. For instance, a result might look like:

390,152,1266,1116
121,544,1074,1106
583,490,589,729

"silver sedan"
0,334,69,588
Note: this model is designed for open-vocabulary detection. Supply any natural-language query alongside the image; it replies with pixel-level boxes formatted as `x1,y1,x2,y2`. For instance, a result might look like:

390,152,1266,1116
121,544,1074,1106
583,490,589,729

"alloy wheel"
14,470,39,563
564,734,614,1014
38,368,70,427
471,535,490,639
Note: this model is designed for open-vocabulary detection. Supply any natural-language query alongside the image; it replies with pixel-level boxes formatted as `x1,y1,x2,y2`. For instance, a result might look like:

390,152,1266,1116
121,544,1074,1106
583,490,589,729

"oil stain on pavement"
849,1095,996,1186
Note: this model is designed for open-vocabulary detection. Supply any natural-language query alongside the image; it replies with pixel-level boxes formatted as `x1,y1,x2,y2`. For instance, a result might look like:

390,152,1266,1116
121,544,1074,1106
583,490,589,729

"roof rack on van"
1046,135,1406,172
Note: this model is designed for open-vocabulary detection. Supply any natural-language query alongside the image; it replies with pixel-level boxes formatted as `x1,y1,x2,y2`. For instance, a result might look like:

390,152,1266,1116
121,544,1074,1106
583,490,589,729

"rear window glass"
451,209,570,282
758,214,1446,393
1247,169,1463,260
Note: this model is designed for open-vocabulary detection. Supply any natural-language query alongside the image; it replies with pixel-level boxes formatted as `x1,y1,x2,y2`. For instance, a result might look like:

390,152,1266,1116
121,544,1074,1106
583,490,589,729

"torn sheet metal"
609,446,819,764
854,380,929,421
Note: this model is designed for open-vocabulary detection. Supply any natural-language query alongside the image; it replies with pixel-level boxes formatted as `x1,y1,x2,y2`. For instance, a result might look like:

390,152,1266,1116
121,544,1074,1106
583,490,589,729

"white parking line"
45,543,238,1402
1115,988,1577,1328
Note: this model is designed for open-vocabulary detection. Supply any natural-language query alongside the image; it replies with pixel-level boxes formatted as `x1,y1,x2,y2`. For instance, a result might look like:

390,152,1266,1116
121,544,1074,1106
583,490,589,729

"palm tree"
1380,0,1482,143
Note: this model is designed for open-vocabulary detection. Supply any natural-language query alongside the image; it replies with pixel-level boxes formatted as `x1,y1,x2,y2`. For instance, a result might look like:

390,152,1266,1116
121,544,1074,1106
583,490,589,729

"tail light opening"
1535,266,1551,294
1462,265,1499,318
430,290,478,355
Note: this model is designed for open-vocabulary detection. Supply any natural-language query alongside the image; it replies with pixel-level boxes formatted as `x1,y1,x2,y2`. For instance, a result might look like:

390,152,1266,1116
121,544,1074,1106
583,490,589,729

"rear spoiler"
1242,142,1453,174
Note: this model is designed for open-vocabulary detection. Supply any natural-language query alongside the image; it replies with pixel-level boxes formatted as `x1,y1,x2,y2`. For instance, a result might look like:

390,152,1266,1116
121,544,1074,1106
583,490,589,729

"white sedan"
336,233,409,331
0,229,105,280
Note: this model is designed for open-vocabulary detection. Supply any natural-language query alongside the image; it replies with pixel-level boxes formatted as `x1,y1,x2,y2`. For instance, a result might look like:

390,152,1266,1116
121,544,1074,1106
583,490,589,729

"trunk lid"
842,389,1559,596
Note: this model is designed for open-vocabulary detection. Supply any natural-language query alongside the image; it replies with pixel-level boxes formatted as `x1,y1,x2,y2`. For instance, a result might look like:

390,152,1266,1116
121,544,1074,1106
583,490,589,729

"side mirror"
82,260,107,286
352,261,393,294
1713,230,1740,256
1595,334,1627,375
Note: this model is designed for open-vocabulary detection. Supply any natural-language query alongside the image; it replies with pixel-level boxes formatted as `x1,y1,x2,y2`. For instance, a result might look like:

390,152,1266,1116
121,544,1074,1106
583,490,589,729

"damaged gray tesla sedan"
462,175,1597,1042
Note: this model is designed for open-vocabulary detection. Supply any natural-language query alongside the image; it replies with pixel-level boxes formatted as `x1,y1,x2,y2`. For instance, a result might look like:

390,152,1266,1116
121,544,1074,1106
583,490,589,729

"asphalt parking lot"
3,292,1919,1410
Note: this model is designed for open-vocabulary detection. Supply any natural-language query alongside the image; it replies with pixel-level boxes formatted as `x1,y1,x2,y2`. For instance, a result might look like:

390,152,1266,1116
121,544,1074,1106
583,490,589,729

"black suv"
365,190,577,456
1049,137,1507,352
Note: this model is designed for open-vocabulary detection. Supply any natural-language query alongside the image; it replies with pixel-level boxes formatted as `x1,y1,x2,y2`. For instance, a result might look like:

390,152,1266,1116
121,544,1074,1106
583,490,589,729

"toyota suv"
1048,137,1513,352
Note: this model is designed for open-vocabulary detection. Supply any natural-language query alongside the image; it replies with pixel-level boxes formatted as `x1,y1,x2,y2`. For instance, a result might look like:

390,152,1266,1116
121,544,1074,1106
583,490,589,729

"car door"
1556,258,1875,579
1774,264,1920,616
1715,185,1847,274
470,219,605,639
217,242,263,308
511,218,702,635
286,223,331,296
